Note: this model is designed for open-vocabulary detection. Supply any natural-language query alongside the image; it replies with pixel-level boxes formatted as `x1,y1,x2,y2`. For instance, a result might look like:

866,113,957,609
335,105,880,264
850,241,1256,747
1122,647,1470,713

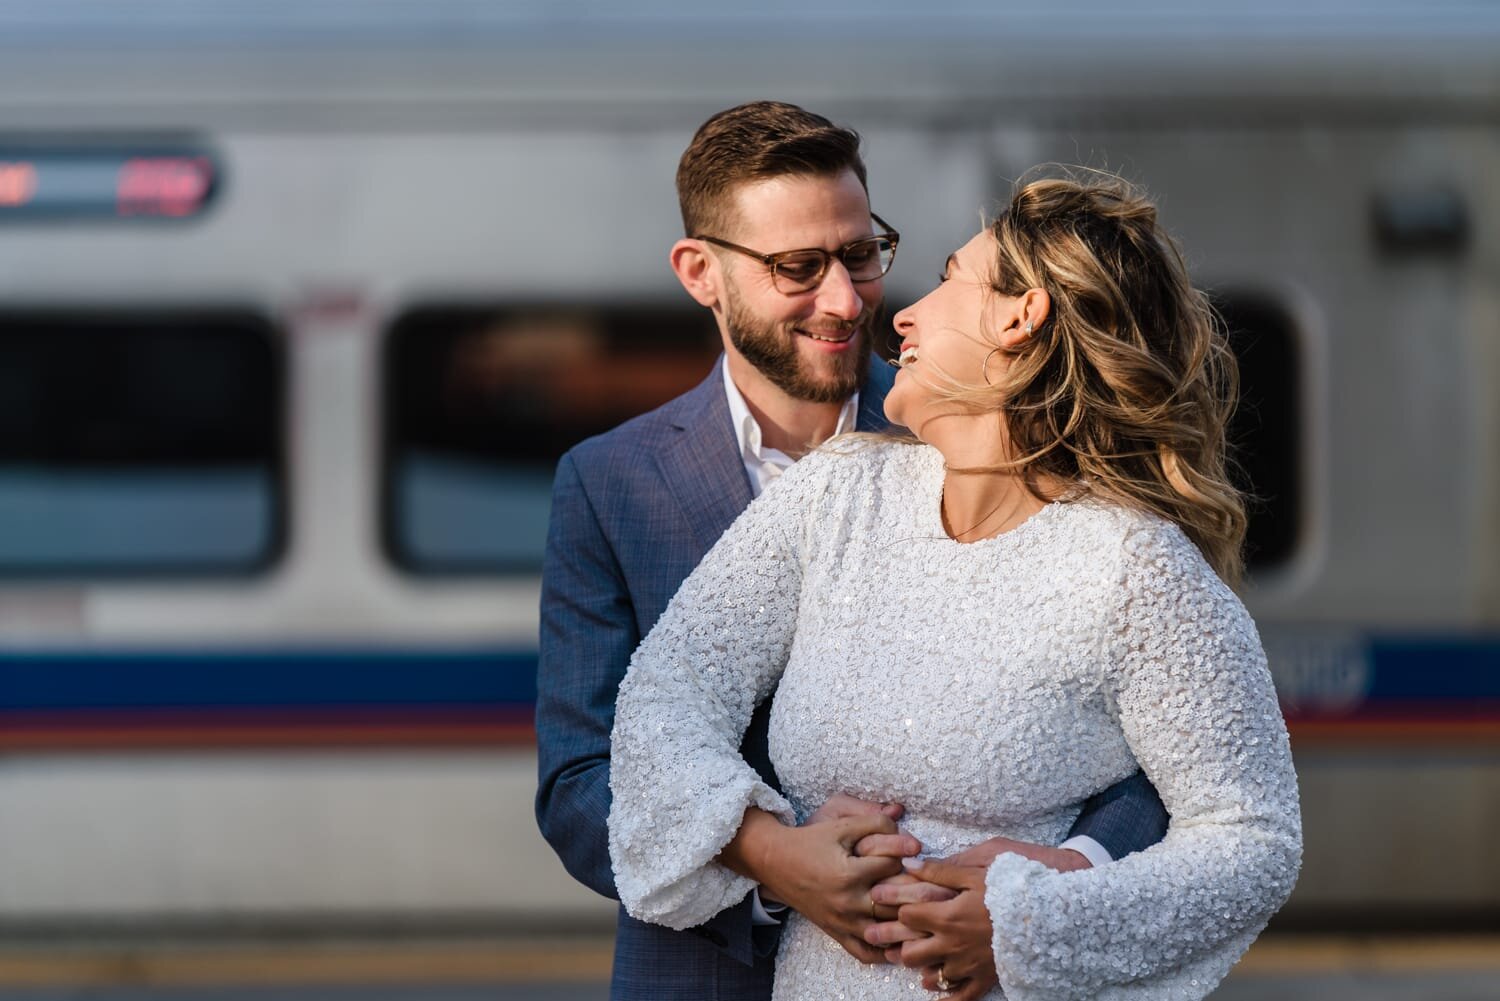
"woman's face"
883,229,1004,435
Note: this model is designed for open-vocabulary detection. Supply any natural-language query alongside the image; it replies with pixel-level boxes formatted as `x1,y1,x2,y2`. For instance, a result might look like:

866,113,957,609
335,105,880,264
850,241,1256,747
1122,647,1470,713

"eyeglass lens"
775,237,894,291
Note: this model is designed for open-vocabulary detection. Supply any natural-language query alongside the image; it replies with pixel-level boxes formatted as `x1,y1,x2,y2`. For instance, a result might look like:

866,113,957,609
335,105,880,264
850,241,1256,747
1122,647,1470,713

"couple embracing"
535,101,1301,1001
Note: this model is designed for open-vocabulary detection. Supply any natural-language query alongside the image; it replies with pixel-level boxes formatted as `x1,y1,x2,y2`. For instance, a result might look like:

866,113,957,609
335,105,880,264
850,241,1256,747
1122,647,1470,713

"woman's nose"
892,303,915,333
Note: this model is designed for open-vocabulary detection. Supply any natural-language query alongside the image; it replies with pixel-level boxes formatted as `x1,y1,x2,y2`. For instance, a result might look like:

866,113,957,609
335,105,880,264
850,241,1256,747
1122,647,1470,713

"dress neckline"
917,444,1065,548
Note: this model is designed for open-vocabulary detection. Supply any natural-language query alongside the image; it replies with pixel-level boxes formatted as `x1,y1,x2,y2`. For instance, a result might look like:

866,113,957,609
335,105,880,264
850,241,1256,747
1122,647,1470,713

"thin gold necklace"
940,487,1032,542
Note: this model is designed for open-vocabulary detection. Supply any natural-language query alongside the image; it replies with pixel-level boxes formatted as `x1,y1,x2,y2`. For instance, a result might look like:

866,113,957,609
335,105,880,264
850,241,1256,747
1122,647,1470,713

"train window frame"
380,300,724,577
0,306,287,579
1206,287,1304,577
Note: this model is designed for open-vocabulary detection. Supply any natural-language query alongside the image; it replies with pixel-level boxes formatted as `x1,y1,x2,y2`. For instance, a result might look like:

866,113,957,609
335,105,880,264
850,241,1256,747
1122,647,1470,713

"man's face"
715,170,883,404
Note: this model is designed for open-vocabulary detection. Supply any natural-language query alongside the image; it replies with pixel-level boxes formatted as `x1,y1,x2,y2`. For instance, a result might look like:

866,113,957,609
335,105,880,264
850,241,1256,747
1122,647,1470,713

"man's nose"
815,259,866,321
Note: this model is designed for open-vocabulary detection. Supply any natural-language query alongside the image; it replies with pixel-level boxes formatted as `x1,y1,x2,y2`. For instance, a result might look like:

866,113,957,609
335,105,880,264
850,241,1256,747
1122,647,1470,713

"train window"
384,304,721,573
0,309,282,575
1210,291,1302,573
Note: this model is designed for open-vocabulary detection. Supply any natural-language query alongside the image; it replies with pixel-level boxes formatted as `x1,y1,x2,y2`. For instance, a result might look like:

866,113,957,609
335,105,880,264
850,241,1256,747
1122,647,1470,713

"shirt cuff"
750,887,787,926
1058,834,1112,869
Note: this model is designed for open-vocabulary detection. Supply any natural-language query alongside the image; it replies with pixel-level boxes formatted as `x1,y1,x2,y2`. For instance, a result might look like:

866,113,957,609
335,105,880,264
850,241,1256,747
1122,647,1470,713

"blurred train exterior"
0,5,1496,933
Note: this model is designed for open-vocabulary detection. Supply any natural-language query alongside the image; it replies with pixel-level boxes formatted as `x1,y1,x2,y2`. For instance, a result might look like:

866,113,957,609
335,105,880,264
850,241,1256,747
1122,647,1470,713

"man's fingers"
816,798,894,822
849,854,904,884
813,793,861,821
863,918,926,947
901,857,986,892
884,945,903,964
854,832,922,858
872,872,920,890
871,879,957,907
944,837,1016,868
835,813,898,848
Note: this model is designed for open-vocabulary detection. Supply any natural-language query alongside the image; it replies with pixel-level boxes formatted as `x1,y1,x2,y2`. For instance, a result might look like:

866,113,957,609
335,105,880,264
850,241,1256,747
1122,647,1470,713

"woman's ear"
998,287,1051,348
670,239,721,309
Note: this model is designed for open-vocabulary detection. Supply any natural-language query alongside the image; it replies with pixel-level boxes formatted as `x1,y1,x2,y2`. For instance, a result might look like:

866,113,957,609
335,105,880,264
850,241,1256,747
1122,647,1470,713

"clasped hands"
717,795,1089,1000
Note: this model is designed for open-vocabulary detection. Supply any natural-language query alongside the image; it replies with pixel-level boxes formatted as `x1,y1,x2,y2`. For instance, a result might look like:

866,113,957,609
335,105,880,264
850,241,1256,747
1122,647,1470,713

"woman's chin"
882,384,911,428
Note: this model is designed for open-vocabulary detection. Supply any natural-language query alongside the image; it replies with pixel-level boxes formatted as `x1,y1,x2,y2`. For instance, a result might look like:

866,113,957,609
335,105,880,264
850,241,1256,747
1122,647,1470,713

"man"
534,101,1167,1001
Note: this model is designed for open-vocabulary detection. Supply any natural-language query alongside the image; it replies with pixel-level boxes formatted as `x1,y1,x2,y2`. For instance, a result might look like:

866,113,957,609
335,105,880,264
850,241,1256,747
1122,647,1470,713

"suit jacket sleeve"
534,450,637,900
533,449,770,963
1065,770,1169,859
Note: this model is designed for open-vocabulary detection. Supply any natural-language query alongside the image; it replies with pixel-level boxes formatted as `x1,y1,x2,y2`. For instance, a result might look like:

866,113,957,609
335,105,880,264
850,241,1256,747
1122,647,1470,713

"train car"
0,2,1496,933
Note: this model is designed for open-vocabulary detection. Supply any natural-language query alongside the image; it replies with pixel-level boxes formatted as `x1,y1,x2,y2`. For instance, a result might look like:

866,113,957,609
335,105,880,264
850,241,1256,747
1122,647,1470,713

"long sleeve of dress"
607,453,827,931
982,518,1303,1001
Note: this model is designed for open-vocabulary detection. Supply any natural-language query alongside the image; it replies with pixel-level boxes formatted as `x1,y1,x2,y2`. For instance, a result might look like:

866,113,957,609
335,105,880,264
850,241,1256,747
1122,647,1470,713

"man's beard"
723,287,875,405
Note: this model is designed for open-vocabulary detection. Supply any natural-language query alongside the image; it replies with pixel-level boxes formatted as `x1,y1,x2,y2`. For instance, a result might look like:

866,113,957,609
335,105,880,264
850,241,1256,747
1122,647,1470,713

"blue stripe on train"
1366,638,1500,700
0,648,539,710
0,633,1495,713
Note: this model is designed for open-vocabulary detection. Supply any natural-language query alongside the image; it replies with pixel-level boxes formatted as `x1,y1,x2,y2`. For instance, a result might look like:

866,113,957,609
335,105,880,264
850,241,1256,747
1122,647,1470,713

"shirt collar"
721,356,859,462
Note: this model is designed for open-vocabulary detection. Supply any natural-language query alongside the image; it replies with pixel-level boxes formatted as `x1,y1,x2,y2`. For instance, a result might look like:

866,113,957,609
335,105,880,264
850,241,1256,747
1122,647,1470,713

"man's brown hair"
676,101,868,238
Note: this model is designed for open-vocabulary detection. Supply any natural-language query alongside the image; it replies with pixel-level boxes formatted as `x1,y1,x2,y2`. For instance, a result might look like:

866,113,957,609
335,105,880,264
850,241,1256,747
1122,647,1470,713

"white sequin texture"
609,441,1301,1000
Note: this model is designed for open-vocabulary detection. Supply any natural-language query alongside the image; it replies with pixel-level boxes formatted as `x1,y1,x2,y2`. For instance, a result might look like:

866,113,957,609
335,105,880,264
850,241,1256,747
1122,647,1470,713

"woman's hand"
882,859,997,999
867,870,958,932
865,835,1091,957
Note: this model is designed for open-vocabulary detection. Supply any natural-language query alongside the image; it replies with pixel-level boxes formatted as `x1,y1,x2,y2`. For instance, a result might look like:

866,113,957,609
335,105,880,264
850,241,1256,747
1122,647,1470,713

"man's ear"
670,239,721,309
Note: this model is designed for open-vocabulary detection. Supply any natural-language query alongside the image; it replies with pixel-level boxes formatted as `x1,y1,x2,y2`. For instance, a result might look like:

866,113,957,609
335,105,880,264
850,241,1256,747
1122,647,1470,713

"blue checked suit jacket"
534,358,1167,1001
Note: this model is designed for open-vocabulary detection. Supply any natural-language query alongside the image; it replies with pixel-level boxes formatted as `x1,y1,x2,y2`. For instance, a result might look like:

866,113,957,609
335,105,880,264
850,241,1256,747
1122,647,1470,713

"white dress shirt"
721,357,860,500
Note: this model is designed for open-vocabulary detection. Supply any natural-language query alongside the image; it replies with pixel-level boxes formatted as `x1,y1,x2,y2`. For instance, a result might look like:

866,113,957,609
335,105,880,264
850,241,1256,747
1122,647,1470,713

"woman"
607,171,1301,1000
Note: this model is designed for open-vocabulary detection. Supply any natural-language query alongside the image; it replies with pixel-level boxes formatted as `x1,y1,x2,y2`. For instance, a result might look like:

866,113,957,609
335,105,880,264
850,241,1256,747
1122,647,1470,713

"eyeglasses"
695,213,900,294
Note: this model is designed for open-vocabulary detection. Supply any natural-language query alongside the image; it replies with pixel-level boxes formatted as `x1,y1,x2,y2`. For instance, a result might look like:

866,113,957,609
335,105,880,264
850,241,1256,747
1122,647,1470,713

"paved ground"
1218,973,1500,1000
0,991,605,1000
5,972,1500,1001
3,975,1500,1000
0,934,1496,1001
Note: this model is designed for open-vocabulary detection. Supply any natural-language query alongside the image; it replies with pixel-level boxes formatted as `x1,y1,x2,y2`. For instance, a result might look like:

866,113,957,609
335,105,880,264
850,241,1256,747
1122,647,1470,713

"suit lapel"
656,366,755,556
656,354,892,555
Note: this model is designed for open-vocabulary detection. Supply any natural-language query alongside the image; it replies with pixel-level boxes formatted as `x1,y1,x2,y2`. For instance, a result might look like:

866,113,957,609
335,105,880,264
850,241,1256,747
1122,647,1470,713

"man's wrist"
1057,834,1109,870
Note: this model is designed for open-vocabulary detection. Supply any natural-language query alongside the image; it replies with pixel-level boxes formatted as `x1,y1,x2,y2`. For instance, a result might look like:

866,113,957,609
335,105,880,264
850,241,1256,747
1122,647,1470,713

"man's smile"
797,326,857,344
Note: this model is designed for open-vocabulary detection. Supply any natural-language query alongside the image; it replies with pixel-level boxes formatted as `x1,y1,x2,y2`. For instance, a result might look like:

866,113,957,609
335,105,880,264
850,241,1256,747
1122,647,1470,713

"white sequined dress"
608,441,1301,1000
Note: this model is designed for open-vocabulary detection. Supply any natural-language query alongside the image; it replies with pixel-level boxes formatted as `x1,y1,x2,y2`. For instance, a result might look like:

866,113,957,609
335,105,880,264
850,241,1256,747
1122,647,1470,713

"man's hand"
945,835,1091,873
717,807,917,964
886,859,996,1000
779,795,912,919
805,793,905,828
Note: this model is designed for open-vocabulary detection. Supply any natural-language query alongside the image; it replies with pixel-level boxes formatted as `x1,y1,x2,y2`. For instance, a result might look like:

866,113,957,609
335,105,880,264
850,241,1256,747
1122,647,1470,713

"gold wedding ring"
937,966,953,992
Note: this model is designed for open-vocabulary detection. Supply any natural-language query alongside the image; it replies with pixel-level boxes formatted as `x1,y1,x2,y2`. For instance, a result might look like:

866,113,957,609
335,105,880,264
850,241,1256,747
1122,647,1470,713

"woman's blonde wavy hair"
914,168,1247,584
